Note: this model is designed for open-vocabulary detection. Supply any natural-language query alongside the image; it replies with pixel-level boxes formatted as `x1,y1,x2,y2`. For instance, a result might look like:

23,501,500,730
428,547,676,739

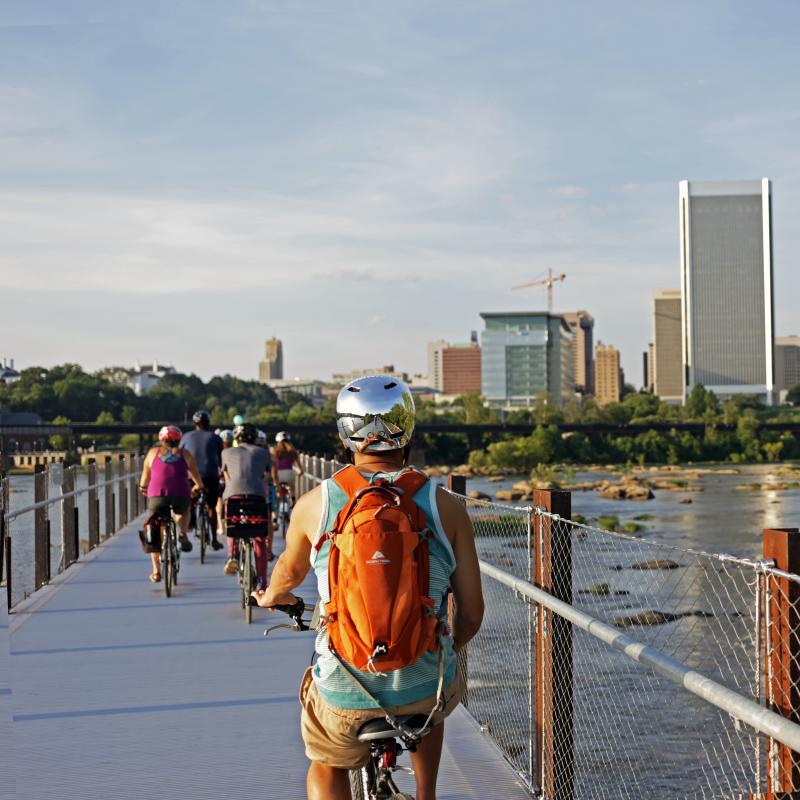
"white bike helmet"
336,376,415,453
275,431,290,443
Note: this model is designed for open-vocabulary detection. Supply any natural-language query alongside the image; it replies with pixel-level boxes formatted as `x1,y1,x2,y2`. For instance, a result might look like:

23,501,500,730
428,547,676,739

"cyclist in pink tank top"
139,426,204,583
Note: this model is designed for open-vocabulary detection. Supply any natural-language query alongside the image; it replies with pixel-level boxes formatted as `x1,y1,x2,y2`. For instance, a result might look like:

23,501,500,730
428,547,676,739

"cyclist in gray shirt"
221,424,273,585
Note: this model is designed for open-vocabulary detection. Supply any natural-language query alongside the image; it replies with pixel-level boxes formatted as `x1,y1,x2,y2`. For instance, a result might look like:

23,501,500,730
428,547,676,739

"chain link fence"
459,490,800,800
2,455,144,609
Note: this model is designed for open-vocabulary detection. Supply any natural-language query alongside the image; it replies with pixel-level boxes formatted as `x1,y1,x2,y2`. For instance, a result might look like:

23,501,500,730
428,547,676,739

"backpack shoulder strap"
331,464,369,497
393,468,429,497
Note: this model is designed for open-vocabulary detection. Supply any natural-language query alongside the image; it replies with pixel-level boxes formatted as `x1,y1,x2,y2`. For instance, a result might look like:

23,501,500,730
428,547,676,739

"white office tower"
679,179,774,404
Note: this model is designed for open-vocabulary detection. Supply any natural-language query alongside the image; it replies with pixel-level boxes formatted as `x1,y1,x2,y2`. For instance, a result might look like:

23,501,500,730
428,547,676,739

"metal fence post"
1,475,10,610
34,464,49,589
87,461,99,550
105,457,115,537
533,488,574,800
118,454,127,529
128,455,137,520
447,474,469,709
528,507,535,788
62,466,77,568
763,527,800,796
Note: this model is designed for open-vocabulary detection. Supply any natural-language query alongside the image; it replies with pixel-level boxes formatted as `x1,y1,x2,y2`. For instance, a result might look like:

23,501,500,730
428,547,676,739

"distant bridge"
2,419,800,465
3,420,800,438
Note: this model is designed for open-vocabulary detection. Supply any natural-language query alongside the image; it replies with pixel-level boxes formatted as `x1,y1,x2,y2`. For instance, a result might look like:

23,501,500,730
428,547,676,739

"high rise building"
594,343,621,406
258,338,283,382
652,288,683,403
680,179,774,403
775,336,800,398
427,338,481,396
480,312,573,406
427,340,447,392
562,311,594,394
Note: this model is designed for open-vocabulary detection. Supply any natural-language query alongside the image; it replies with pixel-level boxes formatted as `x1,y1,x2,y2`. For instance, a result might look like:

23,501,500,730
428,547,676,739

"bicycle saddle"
356,714,429,742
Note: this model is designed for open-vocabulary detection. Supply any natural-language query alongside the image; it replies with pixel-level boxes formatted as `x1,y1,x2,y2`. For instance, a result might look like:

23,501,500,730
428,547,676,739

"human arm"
437,488,484,652
182,450,204,492
252,484,320,607
139,449,154,493
292,448,304,476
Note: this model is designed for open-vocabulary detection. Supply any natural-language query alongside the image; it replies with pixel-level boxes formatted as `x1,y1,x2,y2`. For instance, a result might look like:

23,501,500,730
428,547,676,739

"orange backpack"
322,466,440,673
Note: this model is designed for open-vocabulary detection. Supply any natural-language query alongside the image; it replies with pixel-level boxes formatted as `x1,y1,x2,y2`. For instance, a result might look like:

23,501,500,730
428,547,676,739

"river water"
6,463,797,797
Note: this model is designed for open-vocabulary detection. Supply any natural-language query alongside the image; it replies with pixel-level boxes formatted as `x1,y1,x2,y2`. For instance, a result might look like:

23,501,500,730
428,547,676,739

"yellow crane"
511,269,566,312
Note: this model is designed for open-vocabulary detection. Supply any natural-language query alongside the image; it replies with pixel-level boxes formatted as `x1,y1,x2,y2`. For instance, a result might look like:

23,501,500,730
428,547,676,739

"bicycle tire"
173,525,179,585
199,508,208,564
349,768,368,800
163,525,172,598
244,542,253,624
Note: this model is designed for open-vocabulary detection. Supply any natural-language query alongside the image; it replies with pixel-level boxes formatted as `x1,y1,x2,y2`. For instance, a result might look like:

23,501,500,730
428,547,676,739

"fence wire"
458,493,789,800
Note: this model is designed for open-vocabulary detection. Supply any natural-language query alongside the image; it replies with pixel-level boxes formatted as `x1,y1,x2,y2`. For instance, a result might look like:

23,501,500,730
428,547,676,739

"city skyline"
2,3,799,385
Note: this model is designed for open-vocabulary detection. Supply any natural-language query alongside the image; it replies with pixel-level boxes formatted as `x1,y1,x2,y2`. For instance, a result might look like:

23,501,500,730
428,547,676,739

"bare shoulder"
433,485,472,542
293,484,323,519
289,484,324,541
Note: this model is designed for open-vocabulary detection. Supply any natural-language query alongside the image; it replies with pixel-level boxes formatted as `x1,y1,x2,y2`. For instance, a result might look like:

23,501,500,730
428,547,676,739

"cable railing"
1,455,144,609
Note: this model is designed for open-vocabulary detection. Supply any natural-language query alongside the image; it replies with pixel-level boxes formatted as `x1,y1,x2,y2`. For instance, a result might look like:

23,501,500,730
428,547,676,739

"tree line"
2,365,800,466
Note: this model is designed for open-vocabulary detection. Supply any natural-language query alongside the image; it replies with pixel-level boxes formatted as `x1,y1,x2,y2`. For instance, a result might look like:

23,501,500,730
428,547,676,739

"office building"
427,340,447,392
562,311,594,394
594,343,621,406
652,288,683,403
427,337,481,396
480,312,573,407
775,336,800,398
258,338,283,382
680,179,774,403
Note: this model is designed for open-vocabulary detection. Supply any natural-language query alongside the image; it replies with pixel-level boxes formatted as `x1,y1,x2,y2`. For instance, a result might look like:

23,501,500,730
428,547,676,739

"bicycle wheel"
349,768,368,800
199,508,208,564
163,525,172,598
172,526,179,585
243,541,253,625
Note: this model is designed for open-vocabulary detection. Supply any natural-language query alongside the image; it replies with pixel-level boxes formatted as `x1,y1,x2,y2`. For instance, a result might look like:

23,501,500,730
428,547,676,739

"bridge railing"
2,454,144,610
458,492,800,800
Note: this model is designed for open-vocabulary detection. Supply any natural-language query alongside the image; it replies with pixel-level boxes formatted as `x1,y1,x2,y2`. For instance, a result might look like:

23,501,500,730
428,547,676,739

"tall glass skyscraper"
679,179,774,403
480,312,574,406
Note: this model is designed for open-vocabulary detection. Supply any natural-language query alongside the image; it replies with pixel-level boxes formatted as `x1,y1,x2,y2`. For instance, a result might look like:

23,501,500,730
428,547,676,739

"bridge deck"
9,519,531,800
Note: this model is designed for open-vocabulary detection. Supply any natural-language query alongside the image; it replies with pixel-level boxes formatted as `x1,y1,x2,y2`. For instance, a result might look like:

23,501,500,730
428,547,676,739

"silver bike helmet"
336,376,415,453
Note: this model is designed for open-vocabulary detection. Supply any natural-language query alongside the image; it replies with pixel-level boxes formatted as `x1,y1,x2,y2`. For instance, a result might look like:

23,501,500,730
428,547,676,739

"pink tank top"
147,448,191,497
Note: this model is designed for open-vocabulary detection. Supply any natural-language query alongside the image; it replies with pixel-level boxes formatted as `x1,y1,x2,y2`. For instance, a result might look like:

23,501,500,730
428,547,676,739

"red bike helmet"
158,425,182,444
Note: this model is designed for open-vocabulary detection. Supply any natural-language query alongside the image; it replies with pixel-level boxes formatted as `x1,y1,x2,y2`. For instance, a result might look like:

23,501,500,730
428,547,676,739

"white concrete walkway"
9,519,531,800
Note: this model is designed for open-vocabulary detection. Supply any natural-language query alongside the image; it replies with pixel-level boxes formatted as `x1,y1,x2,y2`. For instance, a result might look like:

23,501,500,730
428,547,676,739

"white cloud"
553,185,589,199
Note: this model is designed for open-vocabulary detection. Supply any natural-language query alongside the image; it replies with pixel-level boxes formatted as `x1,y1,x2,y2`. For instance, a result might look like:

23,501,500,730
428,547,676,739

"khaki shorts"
299,666,465,769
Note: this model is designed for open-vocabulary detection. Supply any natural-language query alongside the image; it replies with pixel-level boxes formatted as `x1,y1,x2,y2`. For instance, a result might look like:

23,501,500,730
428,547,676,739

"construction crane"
511,269,566,313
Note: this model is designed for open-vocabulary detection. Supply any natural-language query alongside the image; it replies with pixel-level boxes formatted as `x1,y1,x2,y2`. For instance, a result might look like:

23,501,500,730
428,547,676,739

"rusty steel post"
105,457,115,537
62,466,77,568
533,488,574,800
118,454,127,528
87,461,99,550
763,528,800,797
34,464,49,590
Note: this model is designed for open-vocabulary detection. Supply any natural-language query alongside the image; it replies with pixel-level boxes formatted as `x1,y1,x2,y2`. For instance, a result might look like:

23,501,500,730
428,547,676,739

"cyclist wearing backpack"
253,376,484,800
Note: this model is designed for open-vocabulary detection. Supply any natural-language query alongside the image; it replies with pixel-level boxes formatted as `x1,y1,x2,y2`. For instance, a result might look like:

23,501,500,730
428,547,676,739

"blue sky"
2,1,799,386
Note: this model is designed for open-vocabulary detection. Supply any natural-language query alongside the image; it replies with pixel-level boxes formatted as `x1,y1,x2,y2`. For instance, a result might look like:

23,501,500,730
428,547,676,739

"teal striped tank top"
310,468,457,709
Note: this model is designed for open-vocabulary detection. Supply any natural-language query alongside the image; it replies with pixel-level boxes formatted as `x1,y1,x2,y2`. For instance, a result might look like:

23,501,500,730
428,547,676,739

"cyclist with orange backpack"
253,376,484,800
